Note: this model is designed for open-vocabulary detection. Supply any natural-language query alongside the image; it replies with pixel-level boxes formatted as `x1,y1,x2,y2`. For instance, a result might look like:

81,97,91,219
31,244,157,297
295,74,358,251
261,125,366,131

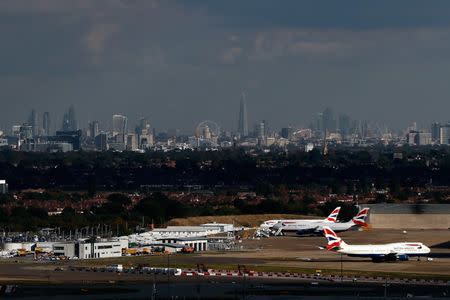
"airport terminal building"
366,204,450,229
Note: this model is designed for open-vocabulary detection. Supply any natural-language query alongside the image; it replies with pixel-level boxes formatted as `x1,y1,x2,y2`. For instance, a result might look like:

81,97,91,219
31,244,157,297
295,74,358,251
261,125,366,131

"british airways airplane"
322,226,430,262
259,207,341,231
272,207,370,235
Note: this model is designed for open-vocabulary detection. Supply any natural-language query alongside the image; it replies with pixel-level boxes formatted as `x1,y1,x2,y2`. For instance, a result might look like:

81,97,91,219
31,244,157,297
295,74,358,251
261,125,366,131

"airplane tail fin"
324,207,341,223
323,226,344,251
351,207,370,227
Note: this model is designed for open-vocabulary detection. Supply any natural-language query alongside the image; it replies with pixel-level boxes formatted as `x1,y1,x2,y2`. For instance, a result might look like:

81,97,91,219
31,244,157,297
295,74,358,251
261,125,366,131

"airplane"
261,207,341,235
293,207,370,235
322,226,430,262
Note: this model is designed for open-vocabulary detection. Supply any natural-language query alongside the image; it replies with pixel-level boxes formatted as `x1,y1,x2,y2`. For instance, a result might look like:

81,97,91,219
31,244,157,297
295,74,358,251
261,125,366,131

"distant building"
0,138,7,148
48,130,82,151
338,114,351,137
407,131,432,146
126,133,139,151
89,121,99,138
139,134,154,149
62,105,77,131
440,124,450,145
27,109,39,137
322,107,336,133
112,114,127,142
238,92,248,137
50,239,126,259
417,132,432,145
280,127,294,140
42,112,51,136
0,180,8,194
94,133,108,151
431,122,441,142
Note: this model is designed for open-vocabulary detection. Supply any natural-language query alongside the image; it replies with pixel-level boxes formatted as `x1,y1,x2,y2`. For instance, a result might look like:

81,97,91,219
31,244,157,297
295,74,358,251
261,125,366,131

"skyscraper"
440,124,450,145
322,107,336,133
136,117,151,135
89,121,99,138
238,92,248,137
62,112,70,131
431,122,441,142
62,105,77,131
68,105,77,131
338,114,351,137
112,114,127,143
28,109,38,137
42,112,51,136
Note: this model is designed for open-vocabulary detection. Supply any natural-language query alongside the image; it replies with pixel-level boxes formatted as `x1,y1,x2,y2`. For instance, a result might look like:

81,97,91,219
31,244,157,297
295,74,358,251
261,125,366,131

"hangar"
366,204,450,229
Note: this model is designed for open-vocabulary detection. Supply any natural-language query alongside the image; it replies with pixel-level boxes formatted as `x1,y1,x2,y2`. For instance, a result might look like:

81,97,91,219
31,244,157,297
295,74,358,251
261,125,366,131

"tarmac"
1,228,450,284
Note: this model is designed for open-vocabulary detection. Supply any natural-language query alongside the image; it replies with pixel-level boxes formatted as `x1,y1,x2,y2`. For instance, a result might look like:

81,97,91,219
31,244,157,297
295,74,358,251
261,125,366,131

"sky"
2,0,450,133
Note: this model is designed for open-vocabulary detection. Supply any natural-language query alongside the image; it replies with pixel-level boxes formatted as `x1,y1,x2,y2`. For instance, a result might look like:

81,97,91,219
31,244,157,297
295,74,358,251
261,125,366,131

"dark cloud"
1,0,450,133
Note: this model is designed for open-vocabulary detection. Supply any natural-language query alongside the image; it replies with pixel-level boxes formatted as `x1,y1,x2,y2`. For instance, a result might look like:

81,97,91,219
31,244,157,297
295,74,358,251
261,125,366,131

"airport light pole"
340,253,343,283
167,253,170,299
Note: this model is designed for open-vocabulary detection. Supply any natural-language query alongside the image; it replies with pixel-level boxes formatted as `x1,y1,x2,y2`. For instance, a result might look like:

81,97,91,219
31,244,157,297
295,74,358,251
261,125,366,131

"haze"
1,0,450,132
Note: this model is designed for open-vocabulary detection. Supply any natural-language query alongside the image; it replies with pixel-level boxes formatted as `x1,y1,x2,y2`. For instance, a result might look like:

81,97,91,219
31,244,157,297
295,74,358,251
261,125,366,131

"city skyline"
2,1,450,131
2,103,450,137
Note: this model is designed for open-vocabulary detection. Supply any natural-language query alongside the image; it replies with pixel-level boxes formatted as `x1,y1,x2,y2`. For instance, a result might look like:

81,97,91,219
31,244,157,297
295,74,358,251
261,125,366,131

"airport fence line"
63,266,450,286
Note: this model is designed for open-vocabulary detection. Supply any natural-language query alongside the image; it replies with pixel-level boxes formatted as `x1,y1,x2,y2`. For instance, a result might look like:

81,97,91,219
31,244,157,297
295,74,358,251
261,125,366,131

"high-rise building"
62,105,77,131
258,120,267,138
68,105,77,131
408,131,432,146
440,124,450,145
112,114,127,143
136,117,151,135
281,127,294,140
322,108,336,133
431,122,441,142
89,121,99,138
238,92,248,137
42,112,51,136
126,134,139,151
94,133,108,151
338,114,351,137
62,112,70,131
28,109,38,137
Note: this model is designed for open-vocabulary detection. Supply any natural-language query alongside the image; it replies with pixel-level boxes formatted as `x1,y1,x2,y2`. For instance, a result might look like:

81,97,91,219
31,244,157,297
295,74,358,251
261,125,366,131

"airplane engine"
397,254,409,261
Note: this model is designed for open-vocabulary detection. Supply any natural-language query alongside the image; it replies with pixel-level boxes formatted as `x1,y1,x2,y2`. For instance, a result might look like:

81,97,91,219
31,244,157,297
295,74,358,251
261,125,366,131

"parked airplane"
261,207,341,235
294,207,370,235
322,226,430,262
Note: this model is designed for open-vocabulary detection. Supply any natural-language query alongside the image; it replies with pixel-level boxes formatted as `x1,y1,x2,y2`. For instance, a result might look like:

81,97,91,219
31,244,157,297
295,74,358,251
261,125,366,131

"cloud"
0,0,95,14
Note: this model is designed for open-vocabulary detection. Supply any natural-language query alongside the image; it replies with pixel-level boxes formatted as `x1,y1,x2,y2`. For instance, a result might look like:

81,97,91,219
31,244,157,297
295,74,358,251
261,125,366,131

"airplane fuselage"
337,242,430,260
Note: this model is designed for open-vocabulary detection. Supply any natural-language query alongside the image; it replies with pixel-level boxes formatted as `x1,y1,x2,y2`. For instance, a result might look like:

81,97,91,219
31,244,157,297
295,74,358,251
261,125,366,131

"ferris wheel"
196,120,220,138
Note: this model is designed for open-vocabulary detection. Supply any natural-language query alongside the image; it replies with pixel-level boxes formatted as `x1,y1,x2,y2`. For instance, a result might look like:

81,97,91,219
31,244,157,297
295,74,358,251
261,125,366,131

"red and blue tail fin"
352,207,370,227
323,226,343,251
324,207,341,223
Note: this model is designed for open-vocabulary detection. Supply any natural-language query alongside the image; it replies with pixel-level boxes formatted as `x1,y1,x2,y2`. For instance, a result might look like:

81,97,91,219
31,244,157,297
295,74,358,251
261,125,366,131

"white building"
51,239,126,259
158,237,208,251
78,240,123,259
0,180,8,194
200,223,234,233
151,226,221,238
